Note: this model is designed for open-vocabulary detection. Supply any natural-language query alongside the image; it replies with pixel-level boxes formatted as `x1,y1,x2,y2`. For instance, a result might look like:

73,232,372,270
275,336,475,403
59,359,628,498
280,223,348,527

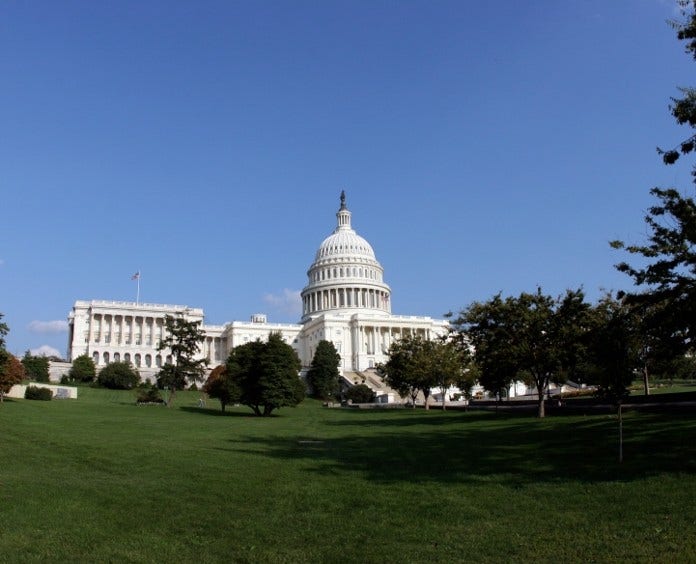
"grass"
1,388,696,562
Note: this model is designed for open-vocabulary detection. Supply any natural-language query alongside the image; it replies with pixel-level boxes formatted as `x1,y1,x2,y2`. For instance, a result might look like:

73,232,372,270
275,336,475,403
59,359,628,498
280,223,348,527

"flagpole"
136,270,140,305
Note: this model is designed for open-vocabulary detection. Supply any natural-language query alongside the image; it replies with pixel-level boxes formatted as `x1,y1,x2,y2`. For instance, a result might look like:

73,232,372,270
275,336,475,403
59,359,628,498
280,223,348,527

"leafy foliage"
136,385,164,404
21,352,50,383
69,354,96,383
380,334,468,409
307,340,341,400
658,2,696,168
24,385,52,401
225,333,304,416
452,288,591,417
202,365,240,412
344,383,375,403
612,2,696,371
97,361,140,390
156,315,208,406
583,295,641,405
0,353,24,402
379,335,434,408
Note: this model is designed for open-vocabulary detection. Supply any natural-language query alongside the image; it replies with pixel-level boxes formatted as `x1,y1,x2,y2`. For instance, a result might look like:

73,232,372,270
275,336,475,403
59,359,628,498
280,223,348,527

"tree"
0,315,18,402
380,334,435,408
307,340,341,401
656,1,696,169
156,315,208,407
612,1,696,370
97,361,140,390
69,354,96,383
226,333,304,416
430,337,468,411
0,354,24,402
344,383,375,403
22,351,50,383
202,365,240,412
584,295,642,463
453,288,590,417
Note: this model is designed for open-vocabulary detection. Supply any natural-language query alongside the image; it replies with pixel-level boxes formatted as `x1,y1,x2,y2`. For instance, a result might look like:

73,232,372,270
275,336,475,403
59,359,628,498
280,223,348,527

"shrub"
25,385,52,401
97,361,140,390
136,386,164,404
69,354,97,383
345,383,375,403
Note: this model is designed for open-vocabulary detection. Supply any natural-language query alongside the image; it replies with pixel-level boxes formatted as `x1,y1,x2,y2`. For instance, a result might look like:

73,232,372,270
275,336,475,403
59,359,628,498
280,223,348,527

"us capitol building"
67,193,449,382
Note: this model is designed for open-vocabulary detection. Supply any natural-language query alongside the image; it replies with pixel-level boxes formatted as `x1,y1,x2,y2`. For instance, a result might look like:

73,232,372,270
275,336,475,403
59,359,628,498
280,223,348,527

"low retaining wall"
7,383,78,399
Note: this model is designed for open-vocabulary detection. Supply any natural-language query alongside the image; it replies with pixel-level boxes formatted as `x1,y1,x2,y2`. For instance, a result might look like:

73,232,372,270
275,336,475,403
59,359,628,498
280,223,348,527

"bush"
345,383,375,403
25,385,53,401
97,361,140,390
69,354,97,383
136,386,164,404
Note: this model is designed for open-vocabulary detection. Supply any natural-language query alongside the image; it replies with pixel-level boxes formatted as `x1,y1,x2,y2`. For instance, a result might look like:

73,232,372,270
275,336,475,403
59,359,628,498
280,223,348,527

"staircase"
341,369,401,399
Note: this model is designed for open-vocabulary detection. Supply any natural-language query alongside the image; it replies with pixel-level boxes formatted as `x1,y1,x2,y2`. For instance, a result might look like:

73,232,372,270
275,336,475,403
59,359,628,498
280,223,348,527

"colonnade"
82,312,223,367
303,287,390,316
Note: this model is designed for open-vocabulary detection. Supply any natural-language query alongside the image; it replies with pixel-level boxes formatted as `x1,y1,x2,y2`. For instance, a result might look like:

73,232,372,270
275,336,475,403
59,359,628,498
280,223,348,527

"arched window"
92,351,99,365
103,352,110,364
124,353,131,363
155,355,162,367
145,354,152,367
135,354,141,367
114,352,120,362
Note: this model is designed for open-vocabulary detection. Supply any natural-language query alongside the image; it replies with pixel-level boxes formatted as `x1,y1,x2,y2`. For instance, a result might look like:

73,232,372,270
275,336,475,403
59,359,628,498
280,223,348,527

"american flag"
131,271,140,280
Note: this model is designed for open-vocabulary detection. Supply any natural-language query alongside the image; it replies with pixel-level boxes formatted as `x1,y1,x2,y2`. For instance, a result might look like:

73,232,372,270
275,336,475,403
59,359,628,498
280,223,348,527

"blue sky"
1,0,693,358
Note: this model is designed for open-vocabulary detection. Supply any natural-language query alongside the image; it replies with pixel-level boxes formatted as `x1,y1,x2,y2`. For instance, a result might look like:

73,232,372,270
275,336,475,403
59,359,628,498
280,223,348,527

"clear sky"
1,0,694,359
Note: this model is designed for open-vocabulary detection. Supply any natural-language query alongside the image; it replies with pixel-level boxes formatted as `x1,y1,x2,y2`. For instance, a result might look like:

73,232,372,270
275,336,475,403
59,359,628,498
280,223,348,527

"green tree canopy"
97,361,140,390
202,365,240,412
452,288,591,417
226,333,304,416
379,334,435,408
22,351,50,383
0,353,24,402
612,1,696,365
344,383,375,404
69,354,96,383
156,315,208,406
306,340,341,401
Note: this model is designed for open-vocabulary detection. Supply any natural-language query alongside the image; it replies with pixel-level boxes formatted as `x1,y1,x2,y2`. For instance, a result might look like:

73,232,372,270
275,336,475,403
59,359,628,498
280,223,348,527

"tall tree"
584,295,642,463
431,337,468,410
226,333,304,416
69,354,96,383
0,354,24,402
306,340,341,401
454,288,590,417
22,351,50,383
0,314,12,401
612,1,696,368
202,365,240,413
380,334,434,408
156,315,207,407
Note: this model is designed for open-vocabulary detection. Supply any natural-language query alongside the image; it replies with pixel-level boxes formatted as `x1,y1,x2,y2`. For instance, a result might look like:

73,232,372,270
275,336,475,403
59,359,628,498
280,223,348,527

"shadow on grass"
179,406,261,418
225,411,696,486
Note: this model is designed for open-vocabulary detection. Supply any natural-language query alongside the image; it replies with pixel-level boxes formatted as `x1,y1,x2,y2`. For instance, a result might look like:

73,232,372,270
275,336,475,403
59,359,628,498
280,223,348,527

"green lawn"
1,388,695,563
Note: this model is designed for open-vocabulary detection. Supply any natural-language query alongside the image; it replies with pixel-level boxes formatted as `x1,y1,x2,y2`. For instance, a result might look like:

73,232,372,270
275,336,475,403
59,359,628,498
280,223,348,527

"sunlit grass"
0,388,695,562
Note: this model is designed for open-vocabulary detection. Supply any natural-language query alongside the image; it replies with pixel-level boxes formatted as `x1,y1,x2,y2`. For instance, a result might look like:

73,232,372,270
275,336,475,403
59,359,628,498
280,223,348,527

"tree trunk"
537,391,545,418
643,363,650,396
618,401,623,464
424,391,430,410
167,389,176,408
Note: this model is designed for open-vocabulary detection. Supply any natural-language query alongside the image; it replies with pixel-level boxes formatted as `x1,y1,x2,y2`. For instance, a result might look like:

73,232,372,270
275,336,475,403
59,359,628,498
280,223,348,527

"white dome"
315,229,376,261
301,192,392,320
